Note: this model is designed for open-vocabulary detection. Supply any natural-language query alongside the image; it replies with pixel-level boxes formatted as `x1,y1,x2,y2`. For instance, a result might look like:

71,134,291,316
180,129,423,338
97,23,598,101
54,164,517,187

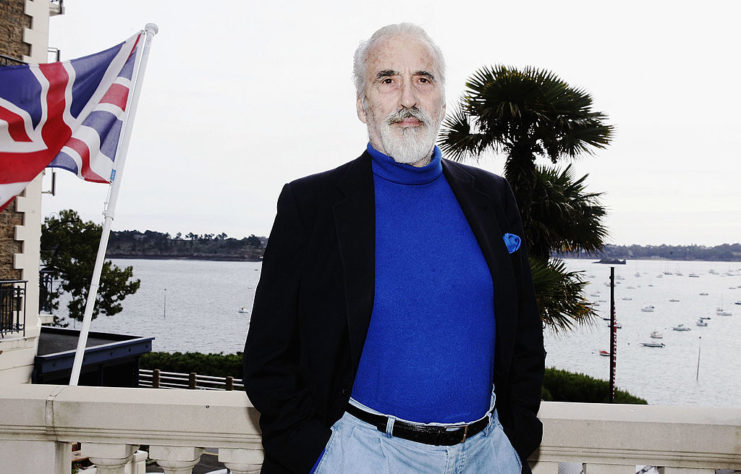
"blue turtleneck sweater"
351,144,496,423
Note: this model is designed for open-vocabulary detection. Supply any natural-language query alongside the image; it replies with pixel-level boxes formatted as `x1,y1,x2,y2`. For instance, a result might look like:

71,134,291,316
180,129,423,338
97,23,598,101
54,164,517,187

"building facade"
0,0,57,383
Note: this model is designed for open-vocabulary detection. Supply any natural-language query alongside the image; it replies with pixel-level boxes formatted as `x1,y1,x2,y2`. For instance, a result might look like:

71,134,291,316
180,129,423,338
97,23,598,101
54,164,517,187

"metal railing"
0,54,25,67
139,368,245,391
39,269,55,314
0,280,26,337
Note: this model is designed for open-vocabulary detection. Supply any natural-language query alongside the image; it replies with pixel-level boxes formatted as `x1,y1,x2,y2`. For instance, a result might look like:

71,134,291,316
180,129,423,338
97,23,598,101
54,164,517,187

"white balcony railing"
0,384,739,473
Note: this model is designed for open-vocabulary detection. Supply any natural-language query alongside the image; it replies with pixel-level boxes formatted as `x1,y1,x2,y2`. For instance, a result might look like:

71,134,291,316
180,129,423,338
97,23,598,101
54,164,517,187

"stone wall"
0,0,31,60
0,0,29,281
0,203,24,281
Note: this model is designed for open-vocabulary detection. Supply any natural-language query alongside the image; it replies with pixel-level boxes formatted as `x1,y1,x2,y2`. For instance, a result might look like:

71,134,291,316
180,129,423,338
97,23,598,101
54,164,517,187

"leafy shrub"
543,367,646,404
141,352,244,378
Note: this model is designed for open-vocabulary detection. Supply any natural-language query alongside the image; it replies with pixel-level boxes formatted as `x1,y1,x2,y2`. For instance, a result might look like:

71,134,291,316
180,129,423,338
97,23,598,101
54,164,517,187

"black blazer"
244,152,545,474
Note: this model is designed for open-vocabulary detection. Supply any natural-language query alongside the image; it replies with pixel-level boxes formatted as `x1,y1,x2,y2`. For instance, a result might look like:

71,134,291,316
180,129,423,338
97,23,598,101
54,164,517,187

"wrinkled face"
357,34,446,166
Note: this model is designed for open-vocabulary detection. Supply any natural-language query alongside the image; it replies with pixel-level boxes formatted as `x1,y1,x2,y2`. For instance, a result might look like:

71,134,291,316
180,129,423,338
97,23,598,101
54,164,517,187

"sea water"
61,258,741,408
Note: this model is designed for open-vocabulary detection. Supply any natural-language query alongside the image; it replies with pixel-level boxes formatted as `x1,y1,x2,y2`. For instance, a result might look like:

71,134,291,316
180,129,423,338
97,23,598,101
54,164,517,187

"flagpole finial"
145,23,159,36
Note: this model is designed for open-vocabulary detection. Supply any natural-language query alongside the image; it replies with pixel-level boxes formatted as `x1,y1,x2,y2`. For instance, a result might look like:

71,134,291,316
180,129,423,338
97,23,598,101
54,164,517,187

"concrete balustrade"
0,384,739,473
531,401,741,473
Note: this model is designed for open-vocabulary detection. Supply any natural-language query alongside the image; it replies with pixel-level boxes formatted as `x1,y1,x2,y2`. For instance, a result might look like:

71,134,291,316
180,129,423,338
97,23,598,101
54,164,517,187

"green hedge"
142,352,647,404
542,368,646,404
141,352,244,378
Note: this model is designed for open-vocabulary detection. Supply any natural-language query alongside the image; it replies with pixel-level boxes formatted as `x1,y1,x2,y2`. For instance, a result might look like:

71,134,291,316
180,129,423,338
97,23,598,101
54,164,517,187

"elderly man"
244,23,545,473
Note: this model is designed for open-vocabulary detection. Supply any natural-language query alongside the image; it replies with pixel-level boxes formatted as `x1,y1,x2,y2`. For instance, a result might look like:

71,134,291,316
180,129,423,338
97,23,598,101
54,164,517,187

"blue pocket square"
503,233,521,254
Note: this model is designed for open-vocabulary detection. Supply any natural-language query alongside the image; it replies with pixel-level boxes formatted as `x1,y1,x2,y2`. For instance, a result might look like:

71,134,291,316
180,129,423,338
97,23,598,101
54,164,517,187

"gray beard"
373,106,444,165
381,124,438,165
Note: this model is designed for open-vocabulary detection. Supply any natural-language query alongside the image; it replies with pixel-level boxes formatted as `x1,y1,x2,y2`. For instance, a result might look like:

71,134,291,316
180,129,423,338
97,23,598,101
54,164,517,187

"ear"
356,95,367,124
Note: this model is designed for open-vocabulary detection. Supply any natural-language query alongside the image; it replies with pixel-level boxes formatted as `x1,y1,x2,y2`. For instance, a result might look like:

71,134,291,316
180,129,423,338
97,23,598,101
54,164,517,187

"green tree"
440,65,613,329
41,209,140,324
245,234,262,248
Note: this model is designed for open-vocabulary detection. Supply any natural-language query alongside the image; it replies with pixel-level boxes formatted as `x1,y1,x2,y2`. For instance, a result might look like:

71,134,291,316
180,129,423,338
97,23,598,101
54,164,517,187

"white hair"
352,23,446,98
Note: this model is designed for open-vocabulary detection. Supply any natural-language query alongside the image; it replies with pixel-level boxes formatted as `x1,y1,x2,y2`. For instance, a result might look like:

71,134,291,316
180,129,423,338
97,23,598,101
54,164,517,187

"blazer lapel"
333,153,375,368
442,160,517,377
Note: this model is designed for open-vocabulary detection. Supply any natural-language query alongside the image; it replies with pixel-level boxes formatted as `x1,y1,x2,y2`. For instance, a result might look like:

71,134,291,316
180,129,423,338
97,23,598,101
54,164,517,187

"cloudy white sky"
45,0,740,246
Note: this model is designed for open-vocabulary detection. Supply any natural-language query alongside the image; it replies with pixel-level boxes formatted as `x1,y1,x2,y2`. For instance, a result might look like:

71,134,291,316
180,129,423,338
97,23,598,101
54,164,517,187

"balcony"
0,384,739,473
0,55,25,67
0,280,26,338
49,0,64,16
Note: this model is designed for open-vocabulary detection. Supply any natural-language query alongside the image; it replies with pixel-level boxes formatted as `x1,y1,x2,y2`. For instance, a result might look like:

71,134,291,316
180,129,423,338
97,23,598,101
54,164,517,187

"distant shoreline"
555,243,741,263
562,256,741,263
108,254,262,263
106,254,741,264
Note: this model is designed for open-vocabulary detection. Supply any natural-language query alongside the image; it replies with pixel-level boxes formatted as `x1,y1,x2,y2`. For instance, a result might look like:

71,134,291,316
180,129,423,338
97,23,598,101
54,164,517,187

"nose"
400,79,417,109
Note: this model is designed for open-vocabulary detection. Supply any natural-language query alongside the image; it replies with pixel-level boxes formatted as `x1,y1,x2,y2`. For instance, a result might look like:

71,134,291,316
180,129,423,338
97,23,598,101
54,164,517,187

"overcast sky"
45,0,740,246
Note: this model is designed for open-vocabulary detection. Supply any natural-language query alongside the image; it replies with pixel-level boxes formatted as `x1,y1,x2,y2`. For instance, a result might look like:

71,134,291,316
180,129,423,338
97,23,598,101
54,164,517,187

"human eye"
416,74,435,86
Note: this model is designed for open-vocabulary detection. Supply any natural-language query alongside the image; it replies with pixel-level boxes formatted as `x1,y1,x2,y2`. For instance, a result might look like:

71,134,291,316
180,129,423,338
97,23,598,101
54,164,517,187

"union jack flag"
0,33,142,211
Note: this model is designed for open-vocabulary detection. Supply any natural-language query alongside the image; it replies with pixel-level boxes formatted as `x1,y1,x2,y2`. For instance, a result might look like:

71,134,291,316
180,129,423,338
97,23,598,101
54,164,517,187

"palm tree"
440,65,613,329
527,164,607,260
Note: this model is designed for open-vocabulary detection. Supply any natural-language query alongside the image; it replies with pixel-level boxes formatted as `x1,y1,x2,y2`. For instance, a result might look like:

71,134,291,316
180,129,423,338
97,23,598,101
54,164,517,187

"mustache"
386,107,429,126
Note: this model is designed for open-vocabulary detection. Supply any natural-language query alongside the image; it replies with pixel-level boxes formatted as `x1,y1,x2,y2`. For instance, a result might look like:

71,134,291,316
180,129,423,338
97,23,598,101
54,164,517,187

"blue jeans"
314,391,522,473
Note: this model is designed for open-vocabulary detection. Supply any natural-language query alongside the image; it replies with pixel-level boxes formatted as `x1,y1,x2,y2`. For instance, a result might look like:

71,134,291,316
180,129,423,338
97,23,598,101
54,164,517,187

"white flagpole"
69,24,158,386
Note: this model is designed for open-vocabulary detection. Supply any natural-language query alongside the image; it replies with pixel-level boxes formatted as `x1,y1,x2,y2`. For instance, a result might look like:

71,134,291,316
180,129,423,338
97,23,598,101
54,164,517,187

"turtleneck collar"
367,143,443,185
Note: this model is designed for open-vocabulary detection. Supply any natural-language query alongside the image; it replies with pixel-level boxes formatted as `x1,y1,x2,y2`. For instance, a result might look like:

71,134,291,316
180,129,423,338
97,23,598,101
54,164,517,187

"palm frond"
530,257,597,331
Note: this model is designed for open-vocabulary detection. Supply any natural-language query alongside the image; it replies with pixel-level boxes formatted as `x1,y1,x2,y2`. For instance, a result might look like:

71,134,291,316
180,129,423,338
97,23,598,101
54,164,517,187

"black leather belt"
345,404,490,446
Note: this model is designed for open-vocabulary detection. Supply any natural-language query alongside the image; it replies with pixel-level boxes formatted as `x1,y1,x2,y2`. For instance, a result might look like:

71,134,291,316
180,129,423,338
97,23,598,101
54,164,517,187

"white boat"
689,273,699,278
735,301,741,305
650,330,663,339
673,324,691,331
622,297,632,301
696,319,708,327
238,307,250,314
641,342,665,348
699,292,709,296
716,308,732,316
641,305,655,313
669,298,680,302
